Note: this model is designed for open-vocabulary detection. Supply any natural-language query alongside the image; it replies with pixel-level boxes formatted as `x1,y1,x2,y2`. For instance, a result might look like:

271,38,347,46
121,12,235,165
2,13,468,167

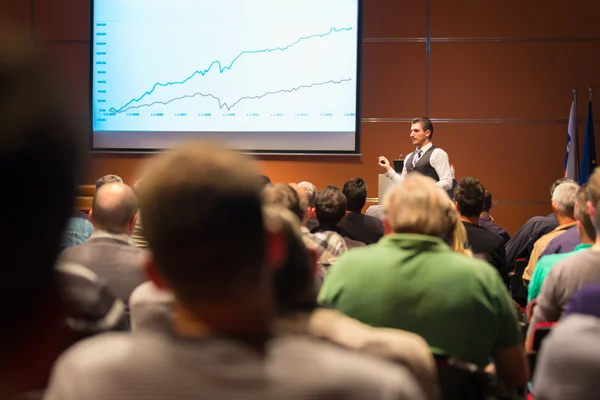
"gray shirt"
44,332,426,400
60,230,148,303
529,249,600,334
533,315,600,400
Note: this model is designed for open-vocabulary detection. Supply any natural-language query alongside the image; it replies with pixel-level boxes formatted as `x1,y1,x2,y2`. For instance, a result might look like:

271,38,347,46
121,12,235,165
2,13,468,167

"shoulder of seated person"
54,332,136,371
270,335,420,385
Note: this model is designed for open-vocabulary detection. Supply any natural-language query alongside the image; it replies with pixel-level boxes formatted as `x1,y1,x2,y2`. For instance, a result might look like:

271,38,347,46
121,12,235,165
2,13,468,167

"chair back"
434,354,485,400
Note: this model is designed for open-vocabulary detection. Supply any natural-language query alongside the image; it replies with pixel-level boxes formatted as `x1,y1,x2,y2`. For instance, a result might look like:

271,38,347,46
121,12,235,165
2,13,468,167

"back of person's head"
0,21,81,393
258,174,271,190
482,189,493,213
550,177,577,197
552,182,579,219
587,169,600,233
95,174,123,190
343,177,367,213
298,181,317,208
455,177,485,217
91,183,138,234
315,185,347,226
264,206,316,310
261,183,304,222
575,185,596,241
138,142,266,304
384,174,456,243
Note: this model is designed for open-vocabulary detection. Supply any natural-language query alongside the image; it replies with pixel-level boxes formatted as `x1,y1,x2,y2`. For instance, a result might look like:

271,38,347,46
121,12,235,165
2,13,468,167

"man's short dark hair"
482,189,493,212
551,177,577,197
95,174,123,190
92,183,138,233
343,178,367,213
0,22,81,360
412,117,434,140
315,186,347,226
455,177,485,217
139,142,266,303
261,184,304,222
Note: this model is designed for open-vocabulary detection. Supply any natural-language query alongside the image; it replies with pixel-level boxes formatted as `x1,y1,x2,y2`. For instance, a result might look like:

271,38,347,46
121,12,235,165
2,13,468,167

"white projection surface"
92,0,360,152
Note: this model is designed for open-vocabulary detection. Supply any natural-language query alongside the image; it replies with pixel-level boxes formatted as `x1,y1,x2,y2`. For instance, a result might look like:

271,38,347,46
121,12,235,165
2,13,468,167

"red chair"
511,258,529,307
531,321,556,352
525,299,537,323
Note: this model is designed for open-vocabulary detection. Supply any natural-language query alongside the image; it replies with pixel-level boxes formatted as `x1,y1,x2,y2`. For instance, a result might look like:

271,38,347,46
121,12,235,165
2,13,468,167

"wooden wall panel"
430,42,600,119
36,42,90,117
360,42,427,118
362,0,426,38
434,123,565,201
34,0,89,40
430,0,600,38
0,0,31,31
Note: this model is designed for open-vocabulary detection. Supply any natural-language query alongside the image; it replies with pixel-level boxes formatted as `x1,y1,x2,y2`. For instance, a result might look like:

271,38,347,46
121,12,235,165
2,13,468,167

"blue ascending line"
115,78,352,112
109,27,353,113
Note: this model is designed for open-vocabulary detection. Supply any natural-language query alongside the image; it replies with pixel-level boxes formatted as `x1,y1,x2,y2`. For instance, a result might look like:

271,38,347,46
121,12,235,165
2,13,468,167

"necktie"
412,149,423,167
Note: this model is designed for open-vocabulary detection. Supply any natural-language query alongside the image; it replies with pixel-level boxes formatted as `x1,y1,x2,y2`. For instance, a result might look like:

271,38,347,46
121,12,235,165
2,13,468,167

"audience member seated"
298,181,318,231
565,283,600,318
130,179,149,249
129,281,173,334
57,262,129,341
455,177,509,286
506,178,575,268
266,205,436,400
59,183,147,304
479,189,510,244
523,181,579,282
45,142,426,400
528,186,595,302
95,174,123,190
60,209,94,250
262,183,329,276
310,185,349,263
527,169,600,338
338,178,384,245
537,223,579,258
318,174,528,389
532,314,600,400
0,22,82,398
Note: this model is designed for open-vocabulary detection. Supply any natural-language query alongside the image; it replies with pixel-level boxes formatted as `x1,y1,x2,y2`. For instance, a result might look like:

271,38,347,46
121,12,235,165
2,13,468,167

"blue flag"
580,100,596,185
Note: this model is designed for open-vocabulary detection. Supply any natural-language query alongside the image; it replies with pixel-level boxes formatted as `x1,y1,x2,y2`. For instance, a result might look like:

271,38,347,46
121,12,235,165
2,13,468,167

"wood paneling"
36,42,90,117
0,0,31,31
431,0,600,38
430,42,600,119
34,0,89,41
362,0,426,38
361,42,427,118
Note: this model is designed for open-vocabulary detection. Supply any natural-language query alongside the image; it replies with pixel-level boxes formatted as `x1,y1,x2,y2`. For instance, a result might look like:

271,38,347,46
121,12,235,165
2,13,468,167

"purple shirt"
566,283,600,318
538,225,580,258
478,216,510,245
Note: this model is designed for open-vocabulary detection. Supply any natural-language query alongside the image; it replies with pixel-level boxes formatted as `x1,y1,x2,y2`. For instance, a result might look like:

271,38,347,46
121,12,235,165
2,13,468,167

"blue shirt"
538,225,580,258
566,283,600,318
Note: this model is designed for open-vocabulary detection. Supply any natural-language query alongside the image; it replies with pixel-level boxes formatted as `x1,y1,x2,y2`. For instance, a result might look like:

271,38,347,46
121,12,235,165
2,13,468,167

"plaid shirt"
301,227,348,271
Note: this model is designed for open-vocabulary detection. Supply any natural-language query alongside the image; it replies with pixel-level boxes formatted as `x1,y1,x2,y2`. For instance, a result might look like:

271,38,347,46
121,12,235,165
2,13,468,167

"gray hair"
551,182,580,217
298,181,317,208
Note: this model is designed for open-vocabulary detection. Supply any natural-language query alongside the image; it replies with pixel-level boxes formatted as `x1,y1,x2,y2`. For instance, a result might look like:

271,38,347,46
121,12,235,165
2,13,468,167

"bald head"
91,183,138,234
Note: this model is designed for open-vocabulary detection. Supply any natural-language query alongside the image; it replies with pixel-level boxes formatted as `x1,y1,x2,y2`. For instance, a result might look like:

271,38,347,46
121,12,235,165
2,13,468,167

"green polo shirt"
528,244,593,302
318,234,521,367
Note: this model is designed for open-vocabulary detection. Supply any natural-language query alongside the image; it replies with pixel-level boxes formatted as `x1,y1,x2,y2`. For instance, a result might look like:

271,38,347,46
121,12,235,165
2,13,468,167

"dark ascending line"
117,78,353,113
109,27,353,113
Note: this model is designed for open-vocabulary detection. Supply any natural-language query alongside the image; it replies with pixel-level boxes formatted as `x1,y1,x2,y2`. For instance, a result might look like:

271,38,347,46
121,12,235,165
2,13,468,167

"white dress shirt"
384,142,453,191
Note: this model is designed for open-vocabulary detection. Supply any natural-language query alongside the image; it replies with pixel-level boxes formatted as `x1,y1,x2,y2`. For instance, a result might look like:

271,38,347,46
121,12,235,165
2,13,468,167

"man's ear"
588,201,596,224
383,218,393,235
128,213,138,235
265,229,287,271
454,201,460,212
551,201,559,215
311,208,317,219
146,258,168,290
